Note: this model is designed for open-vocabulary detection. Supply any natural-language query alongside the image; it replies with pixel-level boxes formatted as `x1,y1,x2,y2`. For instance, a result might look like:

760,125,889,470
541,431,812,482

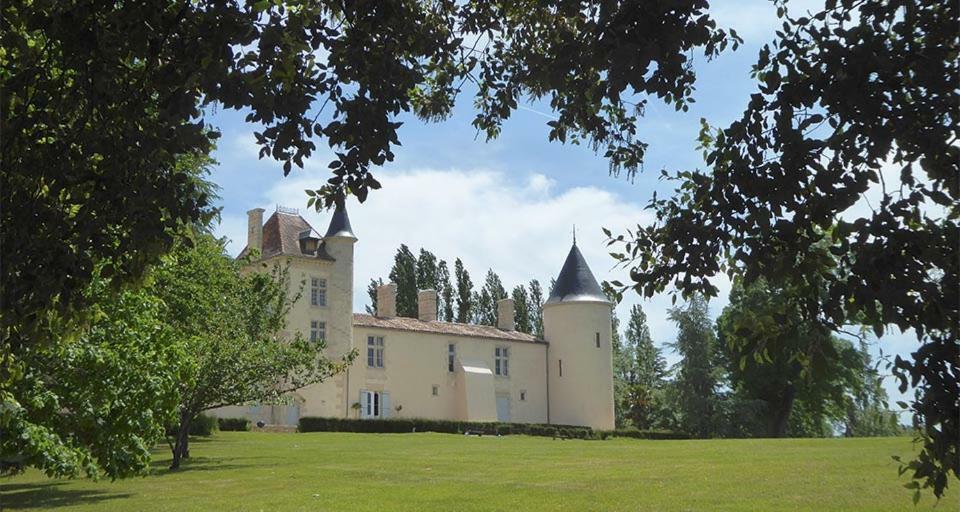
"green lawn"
2,432,953,511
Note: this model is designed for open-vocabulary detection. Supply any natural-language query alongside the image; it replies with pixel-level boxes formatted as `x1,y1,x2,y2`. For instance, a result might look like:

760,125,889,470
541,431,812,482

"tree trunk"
169,410,192,470
769,383,796,437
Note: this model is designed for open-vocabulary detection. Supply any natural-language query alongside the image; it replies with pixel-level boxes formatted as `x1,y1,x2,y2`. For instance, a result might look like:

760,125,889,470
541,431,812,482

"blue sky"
206,0,915,414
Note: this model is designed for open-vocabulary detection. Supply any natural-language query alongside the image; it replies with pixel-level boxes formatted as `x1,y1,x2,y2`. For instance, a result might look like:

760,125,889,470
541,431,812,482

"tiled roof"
239,211,335,261
352,313,545,344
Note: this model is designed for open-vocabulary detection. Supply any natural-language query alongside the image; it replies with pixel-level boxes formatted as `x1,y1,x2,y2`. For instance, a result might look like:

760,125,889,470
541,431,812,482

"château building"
214,204,615,430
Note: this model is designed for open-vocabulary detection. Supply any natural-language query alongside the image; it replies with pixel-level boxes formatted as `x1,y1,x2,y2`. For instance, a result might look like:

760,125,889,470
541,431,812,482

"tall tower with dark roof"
542,240,615,430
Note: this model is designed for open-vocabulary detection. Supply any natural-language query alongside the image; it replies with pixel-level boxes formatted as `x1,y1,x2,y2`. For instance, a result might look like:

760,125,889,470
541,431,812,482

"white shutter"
381,392,391,419
359,390,369,419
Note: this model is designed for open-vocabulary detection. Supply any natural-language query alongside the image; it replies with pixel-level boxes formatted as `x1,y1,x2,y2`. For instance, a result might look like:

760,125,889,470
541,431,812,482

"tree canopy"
607,0,957,497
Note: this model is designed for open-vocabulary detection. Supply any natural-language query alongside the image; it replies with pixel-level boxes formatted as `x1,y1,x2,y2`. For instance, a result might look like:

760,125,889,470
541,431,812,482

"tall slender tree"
512,285,531,333
623,304,668,429
437,260,454,322
365,278,384,315
454,258,474,324
528,279,545,339
480,270,507,325
389,245,418,318
668,295,719,438
416,249,439,292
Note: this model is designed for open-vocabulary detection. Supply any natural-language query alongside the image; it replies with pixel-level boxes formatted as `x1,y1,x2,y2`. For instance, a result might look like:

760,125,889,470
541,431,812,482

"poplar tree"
454,258,474,324
528,280,545,339
389,245,418,318
668,295,719,438
437,260,454,322
512,285,531,333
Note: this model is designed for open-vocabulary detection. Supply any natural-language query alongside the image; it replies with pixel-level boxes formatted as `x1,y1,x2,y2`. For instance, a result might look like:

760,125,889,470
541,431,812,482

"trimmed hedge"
218,417,251,432
166,414,218,437
599,428,690,440
298,417,594,439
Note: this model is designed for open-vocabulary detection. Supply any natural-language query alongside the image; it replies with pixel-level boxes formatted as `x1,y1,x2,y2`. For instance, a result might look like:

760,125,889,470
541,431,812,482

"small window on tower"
596,332,601,348
519,390,527,402
432,385,439,396
559,359,563,377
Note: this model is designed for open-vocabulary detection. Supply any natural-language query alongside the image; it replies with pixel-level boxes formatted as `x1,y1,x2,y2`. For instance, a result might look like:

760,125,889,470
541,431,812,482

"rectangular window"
432,385,439,396
448,343,456,373
361,390,389,419
367,336,384,368
310,320,326,342
520,390,527,401
596,332,601,348
495,347,509,376
310,277,327,306
559,359,563,377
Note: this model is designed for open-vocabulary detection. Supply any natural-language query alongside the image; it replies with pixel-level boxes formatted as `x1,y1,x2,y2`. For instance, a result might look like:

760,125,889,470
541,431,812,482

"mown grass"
2,432,953,511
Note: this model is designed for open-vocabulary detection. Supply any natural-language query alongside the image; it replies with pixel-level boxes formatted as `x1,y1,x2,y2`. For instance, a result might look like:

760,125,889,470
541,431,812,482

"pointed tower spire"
324,199,357,239
546,241,607,304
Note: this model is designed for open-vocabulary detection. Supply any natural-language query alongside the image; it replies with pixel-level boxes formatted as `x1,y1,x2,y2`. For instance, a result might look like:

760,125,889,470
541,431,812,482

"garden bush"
218,417,251,432
298,417,594,439
166,414,218,437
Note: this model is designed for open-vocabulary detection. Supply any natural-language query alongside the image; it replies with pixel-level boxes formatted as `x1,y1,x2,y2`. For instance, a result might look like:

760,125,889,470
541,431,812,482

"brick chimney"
247,208,265,255
497,298,515,331
376,283,397,319
418,289,438,322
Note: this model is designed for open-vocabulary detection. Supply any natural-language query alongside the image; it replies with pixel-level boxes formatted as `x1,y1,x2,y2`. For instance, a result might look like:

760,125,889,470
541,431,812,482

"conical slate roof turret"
324,200,357,239
546,241,607,304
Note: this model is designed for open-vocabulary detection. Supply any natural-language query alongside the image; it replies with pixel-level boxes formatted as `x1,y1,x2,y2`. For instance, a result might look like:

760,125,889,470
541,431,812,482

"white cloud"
214,161,716,349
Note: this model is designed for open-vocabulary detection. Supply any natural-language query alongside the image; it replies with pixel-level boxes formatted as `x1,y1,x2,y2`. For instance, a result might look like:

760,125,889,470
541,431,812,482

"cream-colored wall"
211,249,352,424
544,301,615,430
349,327,548,424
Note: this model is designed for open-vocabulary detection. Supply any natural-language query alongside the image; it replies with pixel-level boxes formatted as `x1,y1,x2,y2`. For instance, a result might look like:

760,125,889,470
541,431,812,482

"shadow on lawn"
149,455,264,475
1,481,132,510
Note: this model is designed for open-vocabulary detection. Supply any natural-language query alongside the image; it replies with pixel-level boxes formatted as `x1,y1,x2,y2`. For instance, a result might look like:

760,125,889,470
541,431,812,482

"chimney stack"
247,208,265,256
418,289,438,322
376,283,397,319
497,298,515,331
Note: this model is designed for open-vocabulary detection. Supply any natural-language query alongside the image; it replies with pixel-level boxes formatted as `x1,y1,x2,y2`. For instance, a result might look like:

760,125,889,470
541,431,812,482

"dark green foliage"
437,260,454,322
416,250,439,292
599,428,690,440
512,285,531,333
454,259,474,324
298,417,593,439
528,280,545,339
716,277,866,438
217,418,252,432
192,415,218,436
389,245,419,318
477,270,507,325
365,278,384,315
619,304,669,430
669,295,720,438
607,0,957,497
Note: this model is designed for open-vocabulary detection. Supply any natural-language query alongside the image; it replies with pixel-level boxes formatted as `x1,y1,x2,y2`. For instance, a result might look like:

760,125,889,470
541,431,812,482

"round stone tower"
543,241,615,430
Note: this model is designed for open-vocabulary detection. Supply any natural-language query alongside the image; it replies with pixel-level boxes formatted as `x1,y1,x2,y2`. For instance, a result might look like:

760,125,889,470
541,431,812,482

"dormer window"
298,229,320,254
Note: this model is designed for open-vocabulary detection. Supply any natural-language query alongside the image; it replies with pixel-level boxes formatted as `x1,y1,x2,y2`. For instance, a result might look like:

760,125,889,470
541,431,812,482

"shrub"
190,414,218,436
167,414,218,437
598,428,690,440
297,417,594,439
218,417,251,432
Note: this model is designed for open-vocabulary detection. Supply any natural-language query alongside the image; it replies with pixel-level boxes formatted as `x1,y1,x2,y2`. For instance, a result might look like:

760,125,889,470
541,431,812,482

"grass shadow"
148,455,267,476
0,481,132,510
